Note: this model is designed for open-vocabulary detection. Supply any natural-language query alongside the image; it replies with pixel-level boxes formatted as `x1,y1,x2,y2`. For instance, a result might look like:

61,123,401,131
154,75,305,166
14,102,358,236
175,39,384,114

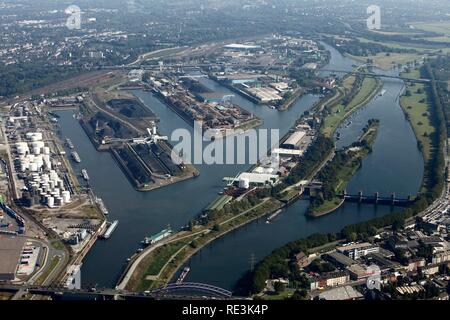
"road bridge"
0,281,233,300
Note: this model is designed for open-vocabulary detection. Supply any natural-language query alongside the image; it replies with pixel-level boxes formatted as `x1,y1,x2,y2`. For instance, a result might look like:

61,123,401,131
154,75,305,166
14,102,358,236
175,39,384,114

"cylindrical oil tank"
62,191,71,203
47,196,55,208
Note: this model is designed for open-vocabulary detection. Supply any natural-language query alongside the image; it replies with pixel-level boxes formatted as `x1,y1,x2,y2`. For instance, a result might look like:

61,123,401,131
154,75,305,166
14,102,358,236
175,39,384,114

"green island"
321,73,383,137
307,119,380,217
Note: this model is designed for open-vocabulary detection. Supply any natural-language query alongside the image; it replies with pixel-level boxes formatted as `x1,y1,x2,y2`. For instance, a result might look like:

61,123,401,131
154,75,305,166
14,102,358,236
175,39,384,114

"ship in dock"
71,151,81,163
66,138,74,149
95,197,109,215
81,169,90,181
101,220,119,239
142,228,172,246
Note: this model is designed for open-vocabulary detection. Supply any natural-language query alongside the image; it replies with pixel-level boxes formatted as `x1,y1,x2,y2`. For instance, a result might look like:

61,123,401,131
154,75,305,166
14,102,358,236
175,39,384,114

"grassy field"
263,289,295,300
356,37,450,54
126,240,189,292
424,36,450,43
342,75,356,90
322,76,381,137
400,69,434,162
347,52,425,70
411,21,450,35
35,256,61,285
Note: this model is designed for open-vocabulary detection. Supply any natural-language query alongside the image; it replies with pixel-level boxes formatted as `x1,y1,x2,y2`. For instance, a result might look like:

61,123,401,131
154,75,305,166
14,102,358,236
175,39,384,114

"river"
56,43,423,290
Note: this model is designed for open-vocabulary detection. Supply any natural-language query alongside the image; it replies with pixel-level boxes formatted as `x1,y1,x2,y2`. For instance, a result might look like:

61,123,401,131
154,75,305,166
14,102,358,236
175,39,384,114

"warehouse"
0,235,26,281
281,130,306,150
224,172,280,189
223,43,261,51
246,87,282,103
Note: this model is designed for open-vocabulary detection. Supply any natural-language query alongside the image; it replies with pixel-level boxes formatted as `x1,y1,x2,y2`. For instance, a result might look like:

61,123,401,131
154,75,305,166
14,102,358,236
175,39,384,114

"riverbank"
122,197,283,291
399,68,434,164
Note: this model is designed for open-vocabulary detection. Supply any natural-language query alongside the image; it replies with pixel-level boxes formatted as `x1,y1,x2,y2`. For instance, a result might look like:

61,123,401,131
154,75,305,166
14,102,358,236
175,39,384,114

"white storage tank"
33,147,41,155
31,141,45,149
47,196,55,208
20,162,28,172
62,191,71,203
29,162,38,172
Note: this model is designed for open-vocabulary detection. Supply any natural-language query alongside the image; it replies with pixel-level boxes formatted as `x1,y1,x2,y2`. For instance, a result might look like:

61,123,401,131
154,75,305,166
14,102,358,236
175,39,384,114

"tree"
274,282,286,294
291,289,308,300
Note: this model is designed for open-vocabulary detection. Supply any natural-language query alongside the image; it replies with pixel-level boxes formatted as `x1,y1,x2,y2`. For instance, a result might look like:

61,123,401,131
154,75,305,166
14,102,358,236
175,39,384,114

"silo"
47,196,55,208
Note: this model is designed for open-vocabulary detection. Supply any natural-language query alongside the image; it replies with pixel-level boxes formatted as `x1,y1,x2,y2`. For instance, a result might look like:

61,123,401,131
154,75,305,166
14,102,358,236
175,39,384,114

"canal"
56,43,423,290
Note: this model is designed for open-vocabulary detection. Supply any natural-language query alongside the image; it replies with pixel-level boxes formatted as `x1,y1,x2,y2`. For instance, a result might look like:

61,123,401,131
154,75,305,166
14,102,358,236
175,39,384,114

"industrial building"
310,271,350,291
336,242,380,260
223,43,261,51
281,130,307,150
245,87,283,103
324,251,357,269
317,286,363,300
0,235,26,281
228,172,279,189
